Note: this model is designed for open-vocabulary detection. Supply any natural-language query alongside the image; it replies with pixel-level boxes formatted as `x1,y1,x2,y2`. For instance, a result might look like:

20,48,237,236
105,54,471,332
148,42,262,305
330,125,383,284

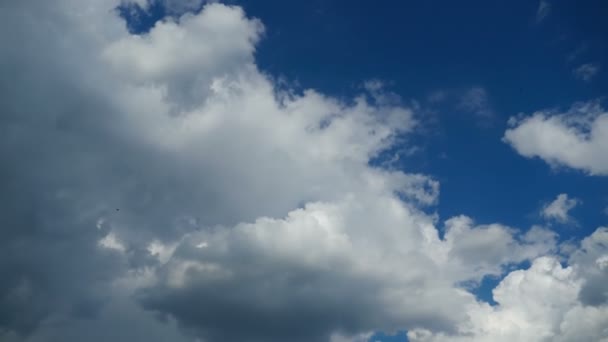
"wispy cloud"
459,86,494,119
566,42,590,62
427,90,448,104
426,86,495,127
536,0,551,23
573,63,601,82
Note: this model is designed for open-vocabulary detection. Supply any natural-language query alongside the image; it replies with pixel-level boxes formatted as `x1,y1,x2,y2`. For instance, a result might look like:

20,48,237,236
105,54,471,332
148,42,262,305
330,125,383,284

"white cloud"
98,232,127,252
407,239,608,342
542,193,580,223
504,101,608,175
104,3,263,109
573,63,601,82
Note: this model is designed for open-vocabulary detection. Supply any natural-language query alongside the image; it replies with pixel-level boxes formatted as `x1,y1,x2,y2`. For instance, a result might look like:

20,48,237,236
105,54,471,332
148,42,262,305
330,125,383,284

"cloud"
0,1,447,340
407,242,608,342
541,193,580,223
0,1,605,342
427,90,448,104
504,101,608,175
573,63,601,82
571,228,608,307
426,87,494,126
536,0,551,23
458,87,494,119
136,206,556,342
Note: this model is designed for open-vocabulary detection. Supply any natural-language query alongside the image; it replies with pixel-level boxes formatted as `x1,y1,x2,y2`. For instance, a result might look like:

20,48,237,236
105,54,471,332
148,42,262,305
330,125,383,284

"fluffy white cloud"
407,237,608,342
504,101,608,175
105,4,263,109
0,1,606,342
542,193,580,223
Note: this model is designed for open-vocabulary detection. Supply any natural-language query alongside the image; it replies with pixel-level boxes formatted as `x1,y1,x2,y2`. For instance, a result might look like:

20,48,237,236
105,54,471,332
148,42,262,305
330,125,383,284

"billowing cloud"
504,101,608,175
542,193,580,223
0,1,606,342
407,242,608,342
136,204,557,342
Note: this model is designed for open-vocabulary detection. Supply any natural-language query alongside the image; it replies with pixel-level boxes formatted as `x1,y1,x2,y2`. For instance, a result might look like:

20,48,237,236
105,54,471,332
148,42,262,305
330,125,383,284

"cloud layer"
1,1,607,342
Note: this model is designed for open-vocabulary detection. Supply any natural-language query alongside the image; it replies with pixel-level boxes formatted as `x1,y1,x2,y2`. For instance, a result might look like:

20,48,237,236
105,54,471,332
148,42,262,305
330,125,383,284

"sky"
0,0,607,342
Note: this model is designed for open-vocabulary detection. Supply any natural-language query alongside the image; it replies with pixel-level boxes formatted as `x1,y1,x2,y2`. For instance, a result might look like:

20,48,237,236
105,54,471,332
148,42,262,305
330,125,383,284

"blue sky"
2,1,608,341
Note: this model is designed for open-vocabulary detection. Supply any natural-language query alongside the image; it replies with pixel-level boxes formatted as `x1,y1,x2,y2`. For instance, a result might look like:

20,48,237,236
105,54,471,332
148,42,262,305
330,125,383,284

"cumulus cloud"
0,1,606,342
504,101,608,175
571,228,608,307
407,228,608,342
541,193,580,223
136,204,558,342
573,63,601,82
408,248,608,342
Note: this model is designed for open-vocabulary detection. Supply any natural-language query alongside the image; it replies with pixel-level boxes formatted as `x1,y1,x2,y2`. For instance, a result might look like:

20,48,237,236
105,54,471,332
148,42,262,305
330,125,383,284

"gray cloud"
1,2,607,342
